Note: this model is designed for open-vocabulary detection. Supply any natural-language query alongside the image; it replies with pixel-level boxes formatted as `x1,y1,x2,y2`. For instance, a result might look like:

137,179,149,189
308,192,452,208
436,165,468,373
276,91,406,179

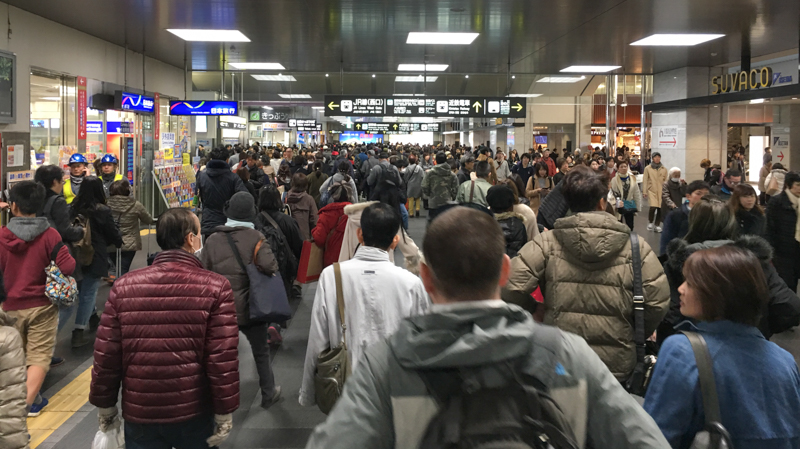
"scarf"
70,174,84,186
225,218,255,229
650,162,663,170
785,189,800,243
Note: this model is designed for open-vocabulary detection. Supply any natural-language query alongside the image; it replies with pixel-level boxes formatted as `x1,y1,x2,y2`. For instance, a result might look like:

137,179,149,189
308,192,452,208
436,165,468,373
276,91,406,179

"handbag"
624,233,657,396
623,199,637,211
766,175,780,196
297,240,324,283
225,233,292,323
314,262,350,414
683,331,734,449
45,242,78,307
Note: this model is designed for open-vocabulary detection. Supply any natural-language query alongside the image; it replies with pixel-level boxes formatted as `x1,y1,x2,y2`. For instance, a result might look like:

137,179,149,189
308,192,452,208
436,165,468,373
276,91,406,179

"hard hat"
68,153,88,165
101,154,119,165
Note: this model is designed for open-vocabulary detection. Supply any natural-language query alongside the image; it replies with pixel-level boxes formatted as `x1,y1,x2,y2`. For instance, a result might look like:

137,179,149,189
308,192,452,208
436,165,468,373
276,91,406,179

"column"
605,75,617,154
495,127,508,154
772,105,800,171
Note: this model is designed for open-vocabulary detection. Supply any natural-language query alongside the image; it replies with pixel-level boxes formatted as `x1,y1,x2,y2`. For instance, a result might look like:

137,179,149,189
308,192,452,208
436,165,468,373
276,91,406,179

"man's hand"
98,407,120,433
206,413,233,447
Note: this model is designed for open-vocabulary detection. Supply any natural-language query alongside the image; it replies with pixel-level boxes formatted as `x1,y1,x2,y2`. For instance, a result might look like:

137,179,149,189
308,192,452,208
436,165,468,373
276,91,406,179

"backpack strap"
260,211,295,258
333,262,347,349
50,241,65,262
626,233,647,392
225,232,248,272
469,180,475,204
326,214,346,246
43,195,57,218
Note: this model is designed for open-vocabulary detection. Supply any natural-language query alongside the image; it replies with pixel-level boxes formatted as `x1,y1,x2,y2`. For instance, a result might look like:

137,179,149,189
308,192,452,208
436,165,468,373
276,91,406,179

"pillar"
605,74,617,154
772,105,800,171
495,127,507,154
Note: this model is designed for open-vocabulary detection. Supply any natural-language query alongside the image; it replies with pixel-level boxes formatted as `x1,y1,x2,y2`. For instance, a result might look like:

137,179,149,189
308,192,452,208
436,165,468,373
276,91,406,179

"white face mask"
670,177,680,182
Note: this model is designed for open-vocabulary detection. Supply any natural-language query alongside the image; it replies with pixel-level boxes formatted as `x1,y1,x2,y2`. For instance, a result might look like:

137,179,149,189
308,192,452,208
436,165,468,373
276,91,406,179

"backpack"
417,326,579,449
73,215,94,266
44,242,78,307
258,212,299,278
370,164,406,205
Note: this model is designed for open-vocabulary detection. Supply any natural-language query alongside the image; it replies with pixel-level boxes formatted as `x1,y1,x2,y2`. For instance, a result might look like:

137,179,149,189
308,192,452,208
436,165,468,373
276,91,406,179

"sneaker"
646,223,654,231
28,397,48,417
89,313,101,331
261,386,282,410
71,329,92,348
267,326,283,346
50,356,65,368
655,226,663,233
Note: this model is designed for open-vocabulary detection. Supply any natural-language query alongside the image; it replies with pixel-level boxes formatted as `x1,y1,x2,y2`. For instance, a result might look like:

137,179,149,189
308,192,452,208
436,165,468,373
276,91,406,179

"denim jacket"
644,320,800,449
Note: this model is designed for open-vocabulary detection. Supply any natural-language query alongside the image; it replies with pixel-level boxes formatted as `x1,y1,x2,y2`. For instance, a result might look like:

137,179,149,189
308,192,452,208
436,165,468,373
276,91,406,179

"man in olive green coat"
502,165,669,381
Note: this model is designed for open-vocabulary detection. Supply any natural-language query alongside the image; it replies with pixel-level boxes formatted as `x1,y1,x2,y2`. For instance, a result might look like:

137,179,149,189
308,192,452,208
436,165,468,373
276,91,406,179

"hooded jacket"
0,310,27,449
0,217,75,311
107,195,153,252
196,159,248,235
319,172,358,205
403,163,425,199
661,236,800,341
286,190,319,241
420,164,458,210
312,202,350,268
305,302,670,449
765,168,788,194
502,212,670,380
495,211,527,257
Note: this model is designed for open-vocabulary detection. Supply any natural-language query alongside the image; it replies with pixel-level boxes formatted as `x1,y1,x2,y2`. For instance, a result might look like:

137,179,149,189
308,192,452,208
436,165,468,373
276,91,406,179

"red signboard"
77,76,87,140
154,92,160,136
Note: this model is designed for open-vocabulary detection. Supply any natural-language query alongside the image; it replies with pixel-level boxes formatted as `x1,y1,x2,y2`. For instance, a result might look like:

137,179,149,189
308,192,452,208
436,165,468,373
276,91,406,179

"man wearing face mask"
90,207,240,449
98,154,124,197
63,153,90,205
661,167,686,220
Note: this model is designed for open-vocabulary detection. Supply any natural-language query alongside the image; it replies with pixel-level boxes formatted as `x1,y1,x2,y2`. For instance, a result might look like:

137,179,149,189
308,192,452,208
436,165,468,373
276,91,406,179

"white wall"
0,3,186,132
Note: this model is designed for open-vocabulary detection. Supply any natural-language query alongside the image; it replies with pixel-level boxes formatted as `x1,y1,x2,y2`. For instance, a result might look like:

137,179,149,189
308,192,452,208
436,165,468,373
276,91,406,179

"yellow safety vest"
63,178,76,204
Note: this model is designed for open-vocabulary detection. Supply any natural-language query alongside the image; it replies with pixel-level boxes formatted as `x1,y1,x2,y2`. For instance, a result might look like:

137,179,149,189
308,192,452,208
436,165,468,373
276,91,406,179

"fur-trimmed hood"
666,234,773,271
343,200,377,216
494,211,526,222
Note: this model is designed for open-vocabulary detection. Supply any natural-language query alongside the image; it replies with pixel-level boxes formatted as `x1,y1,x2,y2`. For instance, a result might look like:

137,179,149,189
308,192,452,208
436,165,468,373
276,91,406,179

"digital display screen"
354,122,439,133
324,95,526,118
169,100,239,116
340,131,383,144
535,135,548,145
115,91,155,113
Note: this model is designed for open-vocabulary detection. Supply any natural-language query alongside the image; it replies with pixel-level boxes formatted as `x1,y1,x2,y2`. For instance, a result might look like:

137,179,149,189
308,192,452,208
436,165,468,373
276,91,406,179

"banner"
77,76,87,141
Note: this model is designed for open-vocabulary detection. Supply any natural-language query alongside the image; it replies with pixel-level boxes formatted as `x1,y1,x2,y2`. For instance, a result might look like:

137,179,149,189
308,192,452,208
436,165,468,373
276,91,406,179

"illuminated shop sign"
115,91,155,113
711,67,773,94
169,100,239,116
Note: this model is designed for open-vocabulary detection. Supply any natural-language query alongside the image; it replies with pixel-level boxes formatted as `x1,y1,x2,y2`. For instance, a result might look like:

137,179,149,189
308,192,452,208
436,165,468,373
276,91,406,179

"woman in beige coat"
641,152,668,232
0,306,28,449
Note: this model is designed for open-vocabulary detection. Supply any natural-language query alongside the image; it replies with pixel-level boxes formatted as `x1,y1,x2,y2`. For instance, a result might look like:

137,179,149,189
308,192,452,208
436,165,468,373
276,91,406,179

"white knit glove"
97,407,120,433
206,413,233,447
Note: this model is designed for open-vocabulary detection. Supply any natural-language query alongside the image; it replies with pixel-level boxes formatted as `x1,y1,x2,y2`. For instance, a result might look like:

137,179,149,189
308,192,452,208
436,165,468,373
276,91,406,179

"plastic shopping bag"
92,425,125,449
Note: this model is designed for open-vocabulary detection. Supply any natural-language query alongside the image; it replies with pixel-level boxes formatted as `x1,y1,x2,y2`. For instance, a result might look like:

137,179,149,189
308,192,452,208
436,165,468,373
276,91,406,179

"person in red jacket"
89,208,240,449
312,181,353,268
0,181,75,416
543,148,557,177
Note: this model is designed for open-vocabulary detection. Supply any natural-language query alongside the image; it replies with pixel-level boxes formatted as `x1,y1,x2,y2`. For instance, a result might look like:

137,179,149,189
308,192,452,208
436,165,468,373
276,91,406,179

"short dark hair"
475,161,491,179
210,147,229,161
35,164,64,190
521,153,531,161
258,184,283,212
9,180,45,215
360,203,401,250
435,152,447,165
423,207,505,300
291,172,308,192
725,169,742,179
683,246,768,326
337,160,351,174
561,165,609,213
533,162,548,176
109,180,131,197
685,196,738,244
785,171,800,190
156,208,198,251
686,180,710,195
773,163,786,171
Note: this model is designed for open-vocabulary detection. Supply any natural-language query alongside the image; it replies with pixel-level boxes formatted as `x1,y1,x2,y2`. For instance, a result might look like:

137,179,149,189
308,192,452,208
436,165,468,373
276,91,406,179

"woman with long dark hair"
731,184,766,237
65,176,122,347
306,161,328,206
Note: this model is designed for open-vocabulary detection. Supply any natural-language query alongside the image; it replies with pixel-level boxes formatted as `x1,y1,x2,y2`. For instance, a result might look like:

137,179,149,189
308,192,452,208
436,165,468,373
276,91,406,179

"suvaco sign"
711,67,773,94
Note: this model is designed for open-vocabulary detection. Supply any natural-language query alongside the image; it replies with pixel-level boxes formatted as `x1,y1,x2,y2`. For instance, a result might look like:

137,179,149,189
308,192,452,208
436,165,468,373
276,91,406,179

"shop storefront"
248,109,291,146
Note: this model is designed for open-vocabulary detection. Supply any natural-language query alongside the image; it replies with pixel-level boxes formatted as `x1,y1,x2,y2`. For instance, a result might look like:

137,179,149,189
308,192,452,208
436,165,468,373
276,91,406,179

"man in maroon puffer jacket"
89,208,240,449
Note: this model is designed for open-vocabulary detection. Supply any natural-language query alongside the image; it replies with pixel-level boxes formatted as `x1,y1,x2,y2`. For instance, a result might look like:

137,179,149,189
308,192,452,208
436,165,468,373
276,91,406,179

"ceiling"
7,0,800,101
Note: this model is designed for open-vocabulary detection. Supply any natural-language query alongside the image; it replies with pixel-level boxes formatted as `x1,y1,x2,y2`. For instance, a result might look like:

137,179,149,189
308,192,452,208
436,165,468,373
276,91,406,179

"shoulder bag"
45,242,78,307
225,233,291,323
625,233,657,396
683,331,733,449
314,262,350,414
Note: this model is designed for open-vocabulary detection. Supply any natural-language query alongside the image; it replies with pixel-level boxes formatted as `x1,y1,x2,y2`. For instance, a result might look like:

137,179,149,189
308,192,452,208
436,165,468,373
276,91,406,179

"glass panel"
30,73,62,166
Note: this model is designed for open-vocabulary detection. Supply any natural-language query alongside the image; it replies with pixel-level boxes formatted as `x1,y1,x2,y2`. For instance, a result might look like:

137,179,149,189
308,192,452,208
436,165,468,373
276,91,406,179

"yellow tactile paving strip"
27,367,93,448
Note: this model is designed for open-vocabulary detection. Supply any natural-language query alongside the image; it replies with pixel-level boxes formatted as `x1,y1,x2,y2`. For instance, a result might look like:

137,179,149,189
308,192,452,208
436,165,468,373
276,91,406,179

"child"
0,181,75,416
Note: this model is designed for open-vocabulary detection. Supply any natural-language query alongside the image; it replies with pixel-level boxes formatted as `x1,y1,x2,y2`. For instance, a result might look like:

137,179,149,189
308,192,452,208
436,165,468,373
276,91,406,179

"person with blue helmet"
99,154,124,197
63,153,88,205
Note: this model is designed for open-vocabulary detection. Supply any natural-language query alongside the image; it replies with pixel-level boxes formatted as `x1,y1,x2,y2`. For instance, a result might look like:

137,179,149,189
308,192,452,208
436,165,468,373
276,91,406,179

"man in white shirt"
299,203,429,407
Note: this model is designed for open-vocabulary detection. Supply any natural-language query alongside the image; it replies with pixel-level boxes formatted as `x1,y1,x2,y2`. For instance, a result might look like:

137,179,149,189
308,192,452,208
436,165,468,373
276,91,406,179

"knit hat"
224,192,256,222
486,185,516,212
652,152,662,159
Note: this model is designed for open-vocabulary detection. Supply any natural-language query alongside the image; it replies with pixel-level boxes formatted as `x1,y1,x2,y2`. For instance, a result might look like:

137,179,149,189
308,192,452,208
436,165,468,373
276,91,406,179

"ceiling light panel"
630,34,724,46
397,64,449,71
311,106,325,109
166,29,250,42
395,76,438,82
278,94,311,99
536,76,585,83
560,65,621,73
406,32,479,45
251,74,297,81
507,94,542,97
229,62,285,70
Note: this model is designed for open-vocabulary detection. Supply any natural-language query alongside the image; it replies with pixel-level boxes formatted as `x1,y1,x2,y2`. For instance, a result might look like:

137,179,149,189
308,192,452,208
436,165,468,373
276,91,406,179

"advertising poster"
772,129,791,169
7,144,22,167
77,77,87,141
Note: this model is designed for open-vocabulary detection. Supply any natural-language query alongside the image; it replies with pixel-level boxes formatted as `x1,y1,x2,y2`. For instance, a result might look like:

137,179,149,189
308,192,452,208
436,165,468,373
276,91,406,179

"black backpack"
370,164,406,204
417,327,579,449
257,212,299,279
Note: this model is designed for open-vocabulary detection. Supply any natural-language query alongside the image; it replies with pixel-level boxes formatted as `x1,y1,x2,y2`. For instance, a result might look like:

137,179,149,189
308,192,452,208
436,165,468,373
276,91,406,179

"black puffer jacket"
196,160,248,235
766,192,800,260
495,212,527,257
661,235,800,343
536,181,568,230
737,208,766,237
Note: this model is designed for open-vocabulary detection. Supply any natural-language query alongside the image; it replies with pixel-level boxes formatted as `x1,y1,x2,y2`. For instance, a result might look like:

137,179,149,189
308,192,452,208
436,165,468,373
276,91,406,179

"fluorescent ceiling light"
311,106,325,109
229,62,285,70
166,29,250,42
262,106,273,110
537,76,585,83
278,94,311,99
750,99,765,104
393,93,426,96
395,76,438,82
507,94,542,98
630,34,724,46
397,64,449,71
251,74,297,81
560,65,620,73
406,32,479,45
39,97,62,101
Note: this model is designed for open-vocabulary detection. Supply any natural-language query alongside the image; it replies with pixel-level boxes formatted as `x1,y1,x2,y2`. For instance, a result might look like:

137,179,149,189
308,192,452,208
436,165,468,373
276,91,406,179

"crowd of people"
1,139,800,449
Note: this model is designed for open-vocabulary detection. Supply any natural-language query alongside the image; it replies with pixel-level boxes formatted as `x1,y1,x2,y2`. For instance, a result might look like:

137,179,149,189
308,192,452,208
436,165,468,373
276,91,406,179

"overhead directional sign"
325,96,526,118
354,122,440,133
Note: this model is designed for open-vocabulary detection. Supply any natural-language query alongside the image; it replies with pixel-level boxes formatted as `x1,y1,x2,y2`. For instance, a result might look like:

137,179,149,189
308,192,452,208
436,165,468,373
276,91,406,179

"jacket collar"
675,319,765,339
353,245,391,262
153,249,204,269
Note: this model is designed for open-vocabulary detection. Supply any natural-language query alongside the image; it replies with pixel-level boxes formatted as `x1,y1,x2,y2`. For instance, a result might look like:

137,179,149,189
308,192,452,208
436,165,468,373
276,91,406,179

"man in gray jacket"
305,207,670,449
